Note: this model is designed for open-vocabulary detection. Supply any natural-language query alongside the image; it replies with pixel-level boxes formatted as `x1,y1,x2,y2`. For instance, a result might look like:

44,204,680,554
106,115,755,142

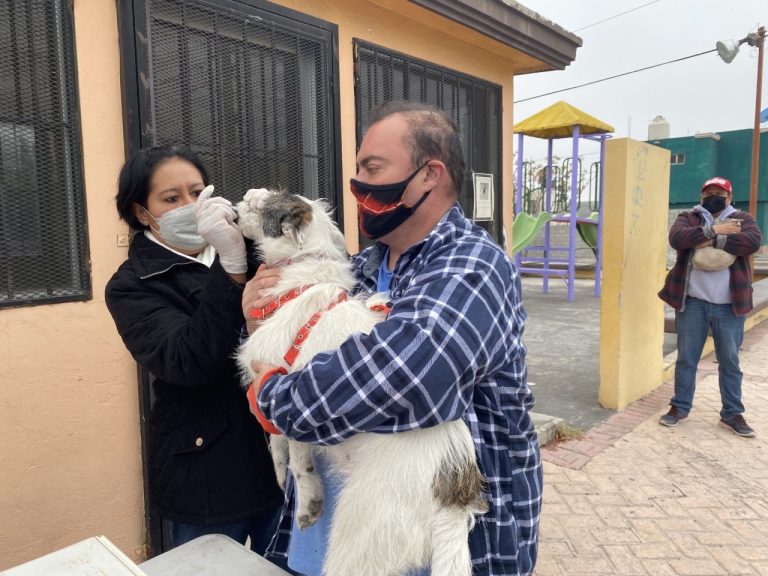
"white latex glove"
195,185,247,274
242,188,273,213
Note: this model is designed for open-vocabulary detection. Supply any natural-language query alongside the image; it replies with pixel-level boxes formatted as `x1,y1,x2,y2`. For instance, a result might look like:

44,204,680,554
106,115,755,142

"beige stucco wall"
0,0,531,568
599,138,671,409
0,0,144,569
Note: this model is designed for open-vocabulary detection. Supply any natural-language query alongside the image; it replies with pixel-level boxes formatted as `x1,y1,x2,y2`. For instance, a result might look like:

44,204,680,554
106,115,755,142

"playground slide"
576,212,599,256
512,211,552,255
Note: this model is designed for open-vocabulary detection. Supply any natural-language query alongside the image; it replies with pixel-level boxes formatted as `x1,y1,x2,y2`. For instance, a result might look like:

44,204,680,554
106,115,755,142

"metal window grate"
354,41,503,245
0,0,90,308
133,0,340,217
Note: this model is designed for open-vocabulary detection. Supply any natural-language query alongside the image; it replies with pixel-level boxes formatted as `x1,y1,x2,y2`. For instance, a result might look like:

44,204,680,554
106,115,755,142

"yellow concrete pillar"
599,138,670,409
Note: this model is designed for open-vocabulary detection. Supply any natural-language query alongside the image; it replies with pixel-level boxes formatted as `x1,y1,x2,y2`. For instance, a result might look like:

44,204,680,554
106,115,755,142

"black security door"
119,0,340,555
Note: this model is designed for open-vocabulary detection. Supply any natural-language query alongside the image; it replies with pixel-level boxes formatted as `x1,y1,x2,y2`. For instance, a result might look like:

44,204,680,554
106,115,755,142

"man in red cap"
658,176,762,437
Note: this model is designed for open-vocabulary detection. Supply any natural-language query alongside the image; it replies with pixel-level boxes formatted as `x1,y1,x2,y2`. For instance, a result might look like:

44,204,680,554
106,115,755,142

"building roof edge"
408,0,581,70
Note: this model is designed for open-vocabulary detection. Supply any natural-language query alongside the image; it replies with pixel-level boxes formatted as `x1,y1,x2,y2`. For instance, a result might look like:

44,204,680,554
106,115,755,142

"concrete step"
531,411,564,447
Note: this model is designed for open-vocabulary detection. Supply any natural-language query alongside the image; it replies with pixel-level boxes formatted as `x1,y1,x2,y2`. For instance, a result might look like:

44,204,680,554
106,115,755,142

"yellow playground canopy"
512,100,614,139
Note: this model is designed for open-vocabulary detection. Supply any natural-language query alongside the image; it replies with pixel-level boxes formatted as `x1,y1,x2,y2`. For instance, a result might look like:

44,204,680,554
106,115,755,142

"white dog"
236,188,487,576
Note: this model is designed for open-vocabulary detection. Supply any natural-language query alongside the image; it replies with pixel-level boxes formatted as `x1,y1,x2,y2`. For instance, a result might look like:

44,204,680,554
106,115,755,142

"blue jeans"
168,504,282,556
672,296,745,419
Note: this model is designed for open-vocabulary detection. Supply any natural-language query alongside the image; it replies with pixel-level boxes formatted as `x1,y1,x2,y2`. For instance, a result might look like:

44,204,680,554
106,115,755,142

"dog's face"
237,188,347,264
238,188,313,245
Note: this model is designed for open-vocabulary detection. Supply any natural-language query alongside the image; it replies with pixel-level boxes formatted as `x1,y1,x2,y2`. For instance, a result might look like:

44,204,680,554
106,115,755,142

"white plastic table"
140,534,291,576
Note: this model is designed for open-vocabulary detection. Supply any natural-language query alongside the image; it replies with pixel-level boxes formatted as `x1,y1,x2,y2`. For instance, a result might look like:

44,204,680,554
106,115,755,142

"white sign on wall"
472,172,494,221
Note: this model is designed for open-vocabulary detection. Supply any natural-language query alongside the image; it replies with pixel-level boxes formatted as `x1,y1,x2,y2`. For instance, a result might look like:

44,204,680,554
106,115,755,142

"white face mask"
144,203,208,252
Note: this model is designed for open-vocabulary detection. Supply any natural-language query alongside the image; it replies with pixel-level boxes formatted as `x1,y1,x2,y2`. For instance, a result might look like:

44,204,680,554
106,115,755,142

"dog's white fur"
236,188,487,576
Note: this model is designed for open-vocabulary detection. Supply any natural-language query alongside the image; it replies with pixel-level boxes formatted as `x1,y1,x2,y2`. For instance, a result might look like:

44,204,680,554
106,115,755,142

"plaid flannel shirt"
259,205,542,575
659,208,762,316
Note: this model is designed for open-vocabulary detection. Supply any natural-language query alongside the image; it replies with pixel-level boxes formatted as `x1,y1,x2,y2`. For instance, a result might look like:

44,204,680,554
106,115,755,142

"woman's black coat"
105,233,283,525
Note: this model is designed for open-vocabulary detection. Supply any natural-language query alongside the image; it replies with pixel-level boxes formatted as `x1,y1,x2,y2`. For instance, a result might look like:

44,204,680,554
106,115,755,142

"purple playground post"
542,139,553,293
595,134,606,297
515,132,524,272
566,125,580,302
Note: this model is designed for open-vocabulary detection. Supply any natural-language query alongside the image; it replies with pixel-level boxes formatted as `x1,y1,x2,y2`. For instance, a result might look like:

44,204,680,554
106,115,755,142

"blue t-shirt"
377,247,394,294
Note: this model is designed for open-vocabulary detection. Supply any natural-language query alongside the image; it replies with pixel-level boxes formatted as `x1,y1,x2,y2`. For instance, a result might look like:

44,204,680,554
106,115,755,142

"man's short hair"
369,100,465,197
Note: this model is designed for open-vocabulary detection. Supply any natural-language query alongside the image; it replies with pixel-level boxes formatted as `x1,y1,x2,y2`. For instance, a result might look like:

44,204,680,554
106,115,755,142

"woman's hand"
195,185,247,279
243,264,283,333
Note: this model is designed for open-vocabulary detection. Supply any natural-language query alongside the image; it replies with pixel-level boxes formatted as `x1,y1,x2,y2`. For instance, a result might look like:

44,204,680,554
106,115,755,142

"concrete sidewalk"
534,319,768,575
522,276,678,436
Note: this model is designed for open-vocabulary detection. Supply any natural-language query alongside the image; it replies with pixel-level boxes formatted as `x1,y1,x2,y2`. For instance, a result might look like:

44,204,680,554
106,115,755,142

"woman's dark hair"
116,144,209,230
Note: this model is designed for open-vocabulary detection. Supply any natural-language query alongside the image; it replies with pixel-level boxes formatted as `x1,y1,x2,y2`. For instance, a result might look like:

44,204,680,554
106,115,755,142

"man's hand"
251,360,279,386
242,264,283,333
712,220,742,235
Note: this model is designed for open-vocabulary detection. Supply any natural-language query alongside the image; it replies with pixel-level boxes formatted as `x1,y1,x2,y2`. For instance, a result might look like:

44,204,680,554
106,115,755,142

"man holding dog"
247,101,541,575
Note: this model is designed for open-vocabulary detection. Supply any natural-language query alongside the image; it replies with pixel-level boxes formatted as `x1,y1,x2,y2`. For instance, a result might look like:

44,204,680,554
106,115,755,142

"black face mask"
350,162,430,239
701,195,727,214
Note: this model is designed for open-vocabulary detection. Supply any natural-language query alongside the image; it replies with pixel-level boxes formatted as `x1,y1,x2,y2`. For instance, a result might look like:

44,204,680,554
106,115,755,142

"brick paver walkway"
536,321,768,575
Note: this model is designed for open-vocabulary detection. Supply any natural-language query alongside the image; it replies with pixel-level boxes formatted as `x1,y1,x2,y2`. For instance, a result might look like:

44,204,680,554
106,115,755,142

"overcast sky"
514,0,766,163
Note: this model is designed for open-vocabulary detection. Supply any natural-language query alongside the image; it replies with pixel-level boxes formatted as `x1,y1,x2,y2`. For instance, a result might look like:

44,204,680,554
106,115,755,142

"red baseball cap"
701,177,732,194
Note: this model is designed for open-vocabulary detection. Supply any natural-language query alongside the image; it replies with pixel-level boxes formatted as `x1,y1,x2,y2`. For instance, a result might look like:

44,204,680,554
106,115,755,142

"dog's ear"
331,228,347,255
281,205,312,249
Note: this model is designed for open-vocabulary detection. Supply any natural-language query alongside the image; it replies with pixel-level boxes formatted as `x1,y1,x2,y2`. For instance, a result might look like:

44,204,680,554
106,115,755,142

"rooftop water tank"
648,115,670,140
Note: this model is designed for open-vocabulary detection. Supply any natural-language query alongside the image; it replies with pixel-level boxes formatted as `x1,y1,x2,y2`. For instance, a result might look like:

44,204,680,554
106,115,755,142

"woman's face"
132,157,206,253
137,157,205,220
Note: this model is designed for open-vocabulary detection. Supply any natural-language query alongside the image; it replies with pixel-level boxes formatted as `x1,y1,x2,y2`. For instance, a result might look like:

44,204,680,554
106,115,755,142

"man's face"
701,185,732,207
354,115,424,207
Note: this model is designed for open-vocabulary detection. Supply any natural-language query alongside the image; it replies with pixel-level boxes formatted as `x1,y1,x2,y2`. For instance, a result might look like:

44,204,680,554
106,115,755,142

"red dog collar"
250,285,313,321
284,291,348,366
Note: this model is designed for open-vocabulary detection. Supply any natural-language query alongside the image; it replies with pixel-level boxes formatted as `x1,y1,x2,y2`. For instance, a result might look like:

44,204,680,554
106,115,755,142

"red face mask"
350,162,430,239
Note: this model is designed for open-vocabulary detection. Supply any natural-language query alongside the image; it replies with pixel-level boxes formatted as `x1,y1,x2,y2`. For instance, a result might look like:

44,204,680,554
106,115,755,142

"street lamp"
716,27,765,220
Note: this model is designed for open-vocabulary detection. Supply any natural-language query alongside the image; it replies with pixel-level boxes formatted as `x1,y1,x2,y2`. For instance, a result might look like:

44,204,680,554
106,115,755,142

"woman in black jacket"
105,144,283,554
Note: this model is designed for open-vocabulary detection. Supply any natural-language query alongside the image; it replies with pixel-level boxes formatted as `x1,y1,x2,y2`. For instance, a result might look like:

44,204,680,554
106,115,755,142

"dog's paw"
295,470,325,529
297,497,324,529
274,464,288,492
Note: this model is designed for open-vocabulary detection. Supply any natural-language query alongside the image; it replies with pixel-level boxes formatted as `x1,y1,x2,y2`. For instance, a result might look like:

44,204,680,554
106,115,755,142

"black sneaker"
659,406,688,427
720,415,756,438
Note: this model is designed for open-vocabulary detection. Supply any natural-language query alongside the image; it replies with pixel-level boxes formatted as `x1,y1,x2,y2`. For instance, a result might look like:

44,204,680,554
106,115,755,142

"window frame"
671,153,686,165
0,0,91,309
